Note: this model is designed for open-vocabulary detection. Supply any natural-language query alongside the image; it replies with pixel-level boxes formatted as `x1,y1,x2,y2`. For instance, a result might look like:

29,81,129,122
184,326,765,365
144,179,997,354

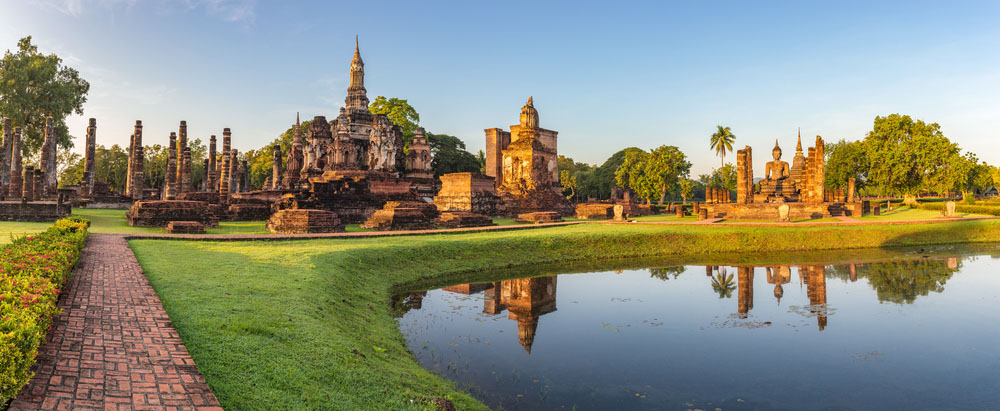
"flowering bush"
0,217,88,404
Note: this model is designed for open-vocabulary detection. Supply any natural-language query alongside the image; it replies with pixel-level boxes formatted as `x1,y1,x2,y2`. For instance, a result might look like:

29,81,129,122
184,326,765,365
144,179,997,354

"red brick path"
9,234,222,411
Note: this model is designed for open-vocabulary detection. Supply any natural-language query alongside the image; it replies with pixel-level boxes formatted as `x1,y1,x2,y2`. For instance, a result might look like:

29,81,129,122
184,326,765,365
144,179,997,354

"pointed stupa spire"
796,128,803,152
346,36,369,112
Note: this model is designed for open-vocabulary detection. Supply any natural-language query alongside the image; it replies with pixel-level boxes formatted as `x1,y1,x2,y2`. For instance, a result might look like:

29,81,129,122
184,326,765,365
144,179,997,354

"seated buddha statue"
759,140,794,200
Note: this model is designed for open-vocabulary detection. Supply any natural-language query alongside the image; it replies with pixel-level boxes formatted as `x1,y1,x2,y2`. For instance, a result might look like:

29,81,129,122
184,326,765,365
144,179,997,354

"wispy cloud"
35,0,256,25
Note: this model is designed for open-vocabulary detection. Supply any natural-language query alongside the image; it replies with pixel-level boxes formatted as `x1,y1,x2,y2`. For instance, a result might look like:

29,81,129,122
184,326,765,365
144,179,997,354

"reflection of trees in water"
389,291,427,318
711,267,736,299
648,266,685,281
827,258,962,304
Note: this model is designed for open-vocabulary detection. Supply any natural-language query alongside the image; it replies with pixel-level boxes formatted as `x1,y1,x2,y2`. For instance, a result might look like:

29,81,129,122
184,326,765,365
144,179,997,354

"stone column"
219,128,231,203
182,147,192,195
82,118,97,197
126,133,135,197
177,121,188,193
228,150,239,193
201,158,209,191
40,116,57,198
22,166,34,201
242,160,249,192
0,119,10,193
165,133,178,200
737,266,754,317
814,136,825,203
33,168,43,201
272,145,282,190
132,121,144,200
132,145,144,201
8,127,22,199
207,135,217,192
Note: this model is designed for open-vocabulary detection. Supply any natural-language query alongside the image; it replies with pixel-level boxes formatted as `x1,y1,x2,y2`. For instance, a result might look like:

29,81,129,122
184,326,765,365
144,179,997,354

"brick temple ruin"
433,98,573,221
0,117,71,221
266,39,441,232
704,131,859,220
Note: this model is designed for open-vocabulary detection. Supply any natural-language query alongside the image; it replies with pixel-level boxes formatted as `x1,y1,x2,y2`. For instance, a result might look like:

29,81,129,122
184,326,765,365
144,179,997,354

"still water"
394,248,1000,410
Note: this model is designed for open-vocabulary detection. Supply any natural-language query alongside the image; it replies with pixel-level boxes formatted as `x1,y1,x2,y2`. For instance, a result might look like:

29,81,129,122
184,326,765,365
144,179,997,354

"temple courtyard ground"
5,212,1000,410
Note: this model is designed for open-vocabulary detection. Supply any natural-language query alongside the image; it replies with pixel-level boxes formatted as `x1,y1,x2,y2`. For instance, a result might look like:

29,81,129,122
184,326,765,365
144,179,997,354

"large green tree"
709,125,735,168
614,145,691,204
426,132,479,176
863,114,959,196
593,147,643,199
699,163,737,191
369,96,420,148
0,36,89,156
824,139,868,191
91,144,129,192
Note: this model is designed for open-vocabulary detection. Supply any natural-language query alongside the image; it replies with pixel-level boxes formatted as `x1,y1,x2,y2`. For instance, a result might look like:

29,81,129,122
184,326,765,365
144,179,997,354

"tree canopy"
824,139,867,191
863,114,959,196
0,36,90,156
709,125,735,168
614,145,691,204
426,132,480,176
369,96,420,148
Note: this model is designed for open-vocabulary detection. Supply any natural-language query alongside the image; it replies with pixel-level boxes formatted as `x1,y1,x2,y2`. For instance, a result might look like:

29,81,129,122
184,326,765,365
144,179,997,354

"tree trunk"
658,184,667,205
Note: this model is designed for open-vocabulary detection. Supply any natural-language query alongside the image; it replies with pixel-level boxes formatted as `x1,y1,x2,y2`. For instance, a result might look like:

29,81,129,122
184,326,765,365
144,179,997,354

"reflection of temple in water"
729,264,830,330
443,277,558,354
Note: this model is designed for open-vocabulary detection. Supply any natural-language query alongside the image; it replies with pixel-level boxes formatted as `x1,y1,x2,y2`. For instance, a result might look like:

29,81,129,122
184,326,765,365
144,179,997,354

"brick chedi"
405,127,432,179
282,113,304,189
483,97,572,216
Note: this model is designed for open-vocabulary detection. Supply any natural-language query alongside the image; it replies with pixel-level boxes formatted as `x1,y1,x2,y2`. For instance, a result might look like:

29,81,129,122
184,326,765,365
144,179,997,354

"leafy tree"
426,132,479,176
0,36,90,156
142,144,168,190
614,145,691,204
649,266,685,281
92,144,128,192
709,125,735,168
679,179,693,204
699,163,737,190
559,169,577,199
863,114,958,196
370,96,420,148
594,147,643,199
824,139,868,190
57,147,83,188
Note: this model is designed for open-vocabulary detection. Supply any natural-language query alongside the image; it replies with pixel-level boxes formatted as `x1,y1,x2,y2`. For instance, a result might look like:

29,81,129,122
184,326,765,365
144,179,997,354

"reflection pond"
394,246,1000,410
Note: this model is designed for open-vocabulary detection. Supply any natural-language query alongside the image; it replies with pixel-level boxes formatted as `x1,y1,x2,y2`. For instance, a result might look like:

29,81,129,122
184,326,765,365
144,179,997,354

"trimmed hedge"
916,202,1000,216
0,217,89,404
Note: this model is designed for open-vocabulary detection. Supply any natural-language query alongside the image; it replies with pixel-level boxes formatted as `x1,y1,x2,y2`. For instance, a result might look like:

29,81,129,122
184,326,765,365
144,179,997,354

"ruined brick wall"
484,128,511,188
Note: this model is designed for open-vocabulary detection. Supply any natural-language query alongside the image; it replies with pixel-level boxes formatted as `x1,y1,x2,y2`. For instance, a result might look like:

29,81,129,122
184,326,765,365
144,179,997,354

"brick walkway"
9,234,222,411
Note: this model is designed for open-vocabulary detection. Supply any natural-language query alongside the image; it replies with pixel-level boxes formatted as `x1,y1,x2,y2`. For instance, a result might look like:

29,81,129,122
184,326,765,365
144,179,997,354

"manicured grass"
631,214,698,222
0,221,52,244
858,205,983,221
129,219,1000,410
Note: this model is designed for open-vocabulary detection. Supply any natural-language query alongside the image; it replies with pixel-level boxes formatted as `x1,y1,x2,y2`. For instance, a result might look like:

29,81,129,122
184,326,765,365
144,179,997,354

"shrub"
0,217,89,404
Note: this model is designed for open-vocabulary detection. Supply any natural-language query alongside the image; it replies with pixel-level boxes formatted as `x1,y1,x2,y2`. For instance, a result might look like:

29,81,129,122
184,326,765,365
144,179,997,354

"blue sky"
2,0,998,176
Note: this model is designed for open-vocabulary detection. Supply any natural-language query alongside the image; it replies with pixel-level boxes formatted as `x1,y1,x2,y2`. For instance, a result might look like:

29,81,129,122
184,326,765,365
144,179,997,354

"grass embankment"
128,219,1000,411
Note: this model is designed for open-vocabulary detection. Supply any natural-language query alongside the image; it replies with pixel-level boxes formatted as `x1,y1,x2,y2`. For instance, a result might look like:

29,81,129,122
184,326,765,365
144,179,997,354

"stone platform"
126,200,221,227
362,201,440,231
436,211,495,228
516,211,563,223
705,202,859,220
433,172,501,215
0,200,71,222
266,209,344,234
575,203,613,220
166,221,206,234
275,170,418,224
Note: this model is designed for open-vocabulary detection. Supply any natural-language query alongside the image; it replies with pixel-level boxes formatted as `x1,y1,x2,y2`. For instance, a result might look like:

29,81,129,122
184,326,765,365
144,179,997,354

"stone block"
944,201,957,217
777,204,791,222
361,201,440,231
165,221,205,234
266,209,344,234
126,200,220,227
436,211,495,228
698,208,708,220
515,211,563,224
575,203,613,220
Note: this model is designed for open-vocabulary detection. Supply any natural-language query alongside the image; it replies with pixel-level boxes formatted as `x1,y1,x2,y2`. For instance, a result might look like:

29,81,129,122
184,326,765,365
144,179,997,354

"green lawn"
0,220,53,244
128,219,1000,410
858,205,983,221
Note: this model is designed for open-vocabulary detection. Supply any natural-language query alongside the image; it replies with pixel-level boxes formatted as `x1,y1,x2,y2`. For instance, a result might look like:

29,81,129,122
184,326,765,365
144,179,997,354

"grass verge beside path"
129,219,1000,411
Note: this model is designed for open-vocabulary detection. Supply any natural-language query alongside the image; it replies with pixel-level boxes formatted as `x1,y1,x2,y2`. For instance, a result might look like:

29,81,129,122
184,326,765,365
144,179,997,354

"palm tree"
710,125,735,168
711,269,736,299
